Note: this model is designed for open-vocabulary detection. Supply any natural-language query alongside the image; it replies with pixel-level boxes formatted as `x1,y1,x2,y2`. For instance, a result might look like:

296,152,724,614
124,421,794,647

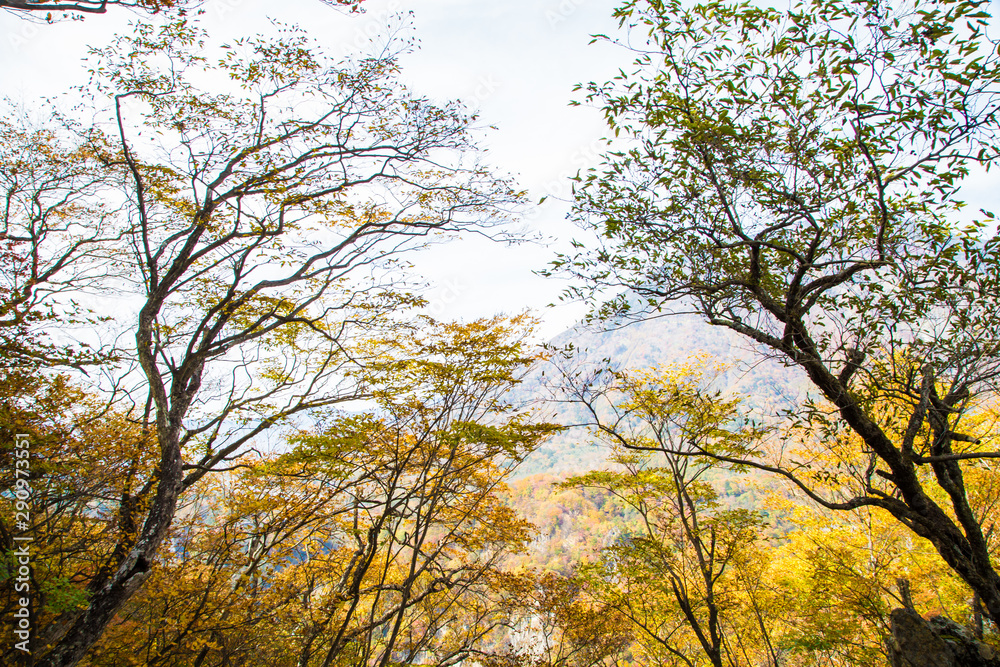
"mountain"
513,312,811,478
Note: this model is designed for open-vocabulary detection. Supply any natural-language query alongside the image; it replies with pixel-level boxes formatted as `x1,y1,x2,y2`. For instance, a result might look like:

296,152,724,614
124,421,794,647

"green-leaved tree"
552,0,1000,621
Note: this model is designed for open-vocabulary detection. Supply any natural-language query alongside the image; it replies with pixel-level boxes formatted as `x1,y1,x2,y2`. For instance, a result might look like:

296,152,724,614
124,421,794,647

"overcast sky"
0,0,630,339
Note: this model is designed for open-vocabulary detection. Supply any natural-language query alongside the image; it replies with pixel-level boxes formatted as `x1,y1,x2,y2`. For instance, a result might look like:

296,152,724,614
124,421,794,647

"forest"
1,0,999,665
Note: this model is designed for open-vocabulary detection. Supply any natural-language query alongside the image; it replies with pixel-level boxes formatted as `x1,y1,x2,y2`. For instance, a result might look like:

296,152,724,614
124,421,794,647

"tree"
485,570,633,667
558,360,777,667
0,0,362,20
771,503,969,666
1,0,175,16
79,315,556,667
3,15,523,665
767,393,1000,665
0,119,121,370
552,0,1000,622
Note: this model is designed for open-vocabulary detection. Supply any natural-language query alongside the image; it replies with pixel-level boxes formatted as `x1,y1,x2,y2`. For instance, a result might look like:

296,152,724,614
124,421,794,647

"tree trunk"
36,431,183,667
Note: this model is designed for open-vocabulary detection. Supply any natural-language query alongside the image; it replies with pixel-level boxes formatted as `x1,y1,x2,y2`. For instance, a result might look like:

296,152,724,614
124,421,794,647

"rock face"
890,608,1000,667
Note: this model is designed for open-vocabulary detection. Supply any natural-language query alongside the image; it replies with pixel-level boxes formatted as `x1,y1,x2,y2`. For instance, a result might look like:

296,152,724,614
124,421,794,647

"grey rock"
891,608,1000,667
891,608,956,667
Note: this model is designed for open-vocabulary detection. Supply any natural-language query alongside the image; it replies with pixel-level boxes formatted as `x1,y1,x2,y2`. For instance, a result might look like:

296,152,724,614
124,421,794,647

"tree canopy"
0,0,362,20
551,0,1000,623
0,15,527,666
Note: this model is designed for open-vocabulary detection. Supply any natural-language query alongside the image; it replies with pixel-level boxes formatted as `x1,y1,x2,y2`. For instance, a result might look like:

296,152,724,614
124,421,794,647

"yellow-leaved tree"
557,359,781,667
0,13,525,665
766,386,1000,664
74,315,560,667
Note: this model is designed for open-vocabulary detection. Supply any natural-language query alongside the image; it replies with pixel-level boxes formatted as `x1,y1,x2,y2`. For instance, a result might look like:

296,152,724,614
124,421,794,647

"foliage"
766,393,1000,664
552,0,1000,623
1,316,561,666
0,119,121,369
0,0,363,21
0,369,157,663
557,360,778,667
484,570,634,667
505,474,642,574
0,13,524,665
541,355,1000,666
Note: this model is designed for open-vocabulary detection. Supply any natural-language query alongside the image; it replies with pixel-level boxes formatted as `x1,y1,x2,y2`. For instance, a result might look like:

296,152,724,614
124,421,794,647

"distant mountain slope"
515,313,811,478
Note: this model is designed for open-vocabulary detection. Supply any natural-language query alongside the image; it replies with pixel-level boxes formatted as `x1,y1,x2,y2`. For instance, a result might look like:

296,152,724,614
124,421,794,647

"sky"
0,0,631,339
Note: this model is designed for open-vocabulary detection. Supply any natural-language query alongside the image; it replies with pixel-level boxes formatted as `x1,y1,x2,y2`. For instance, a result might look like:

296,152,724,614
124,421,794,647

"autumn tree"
771,503,966,665
0,15,523,665
552,0,1000,622
0,0,362,21
767,392,1000,664
77,315,557,667
0,119,122,370
555,360,777,667
0,315,558,666
279,314,558,667
0,371,158,665
485,570,633,667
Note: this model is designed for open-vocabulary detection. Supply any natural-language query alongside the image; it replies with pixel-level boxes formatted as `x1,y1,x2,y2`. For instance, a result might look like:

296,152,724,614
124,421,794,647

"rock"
891,608,1000,667
891,609,956,667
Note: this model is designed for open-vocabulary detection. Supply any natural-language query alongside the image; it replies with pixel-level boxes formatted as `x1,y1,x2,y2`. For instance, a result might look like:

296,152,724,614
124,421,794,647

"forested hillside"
515,313,810,477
